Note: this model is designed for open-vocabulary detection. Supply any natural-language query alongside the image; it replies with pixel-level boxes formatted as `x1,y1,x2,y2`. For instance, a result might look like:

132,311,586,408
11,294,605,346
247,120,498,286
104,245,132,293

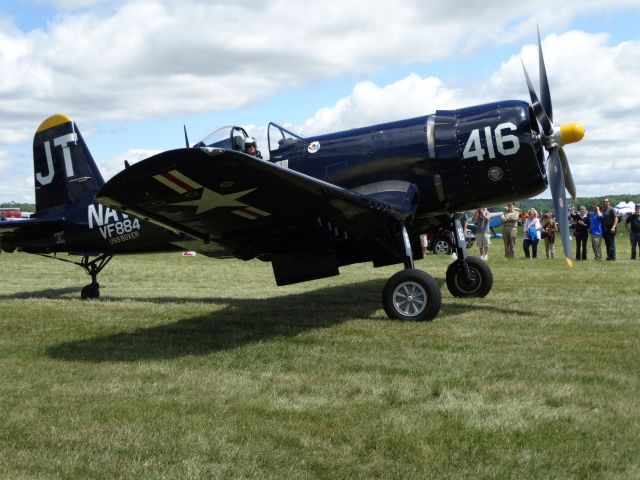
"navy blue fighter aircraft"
0,114,190,298
96,33,584,321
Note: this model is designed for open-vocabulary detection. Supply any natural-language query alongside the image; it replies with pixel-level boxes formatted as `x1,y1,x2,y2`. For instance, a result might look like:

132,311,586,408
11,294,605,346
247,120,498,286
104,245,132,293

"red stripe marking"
239,208,263,219
161,171,194,192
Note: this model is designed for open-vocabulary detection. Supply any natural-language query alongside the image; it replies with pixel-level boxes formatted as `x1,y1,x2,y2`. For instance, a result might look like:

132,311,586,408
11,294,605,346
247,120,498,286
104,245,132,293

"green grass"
1,237,639,479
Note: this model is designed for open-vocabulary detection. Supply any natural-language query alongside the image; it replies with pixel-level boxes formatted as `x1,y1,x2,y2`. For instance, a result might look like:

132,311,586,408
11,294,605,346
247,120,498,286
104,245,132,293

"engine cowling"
434,100,546,211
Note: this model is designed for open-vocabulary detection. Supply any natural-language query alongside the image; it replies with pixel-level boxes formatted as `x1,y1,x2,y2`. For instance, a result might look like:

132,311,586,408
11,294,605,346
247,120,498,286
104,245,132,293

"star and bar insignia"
153,170,270,219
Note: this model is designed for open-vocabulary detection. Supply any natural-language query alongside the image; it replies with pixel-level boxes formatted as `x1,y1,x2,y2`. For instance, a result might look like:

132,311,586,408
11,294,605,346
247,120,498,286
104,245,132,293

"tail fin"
33,114,104,215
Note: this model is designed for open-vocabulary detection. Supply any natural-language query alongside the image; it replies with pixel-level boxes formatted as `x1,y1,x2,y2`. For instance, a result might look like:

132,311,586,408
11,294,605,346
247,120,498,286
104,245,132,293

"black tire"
81,283,100,300
432,237,452,255
382,269,441,321
446,257,493,298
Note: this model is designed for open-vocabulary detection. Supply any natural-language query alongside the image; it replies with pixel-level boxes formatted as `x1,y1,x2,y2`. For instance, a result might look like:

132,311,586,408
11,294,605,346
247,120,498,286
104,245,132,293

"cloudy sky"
1,0,639,203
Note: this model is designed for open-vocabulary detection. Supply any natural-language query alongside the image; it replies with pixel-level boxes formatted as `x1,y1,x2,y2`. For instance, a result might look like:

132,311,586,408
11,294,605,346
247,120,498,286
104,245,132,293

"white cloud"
1,0,637,125
295,29,640,197
0,174,36,203
98,148,161,181
0,150,33,202
27,0,113,9
486,30,640,197
1,1,640,201
299,75,479,135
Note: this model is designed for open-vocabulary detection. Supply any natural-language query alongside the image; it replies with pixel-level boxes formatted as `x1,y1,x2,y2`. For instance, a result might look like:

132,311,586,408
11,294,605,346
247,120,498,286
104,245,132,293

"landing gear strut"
79,255,112,299
380,216,493,321
382,225,441,321
36,253,113,300
445,217,493,298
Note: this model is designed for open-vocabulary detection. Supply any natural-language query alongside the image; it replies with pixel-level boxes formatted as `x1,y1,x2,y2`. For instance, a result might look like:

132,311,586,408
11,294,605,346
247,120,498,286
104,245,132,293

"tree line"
0,202,36,212
515,194,638,213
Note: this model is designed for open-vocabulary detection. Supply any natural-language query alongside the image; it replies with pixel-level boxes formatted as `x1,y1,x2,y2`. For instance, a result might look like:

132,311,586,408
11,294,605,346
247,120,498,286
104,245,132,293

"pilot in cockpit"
243,137,263,159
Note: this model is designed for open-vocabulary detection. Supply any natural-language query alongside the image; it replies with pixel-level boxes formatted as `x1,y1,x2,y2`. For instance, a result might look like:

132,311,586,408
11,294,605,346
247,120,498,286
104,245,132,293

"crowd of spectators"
487,198,640,261
429,199,639,262
568,199,640,261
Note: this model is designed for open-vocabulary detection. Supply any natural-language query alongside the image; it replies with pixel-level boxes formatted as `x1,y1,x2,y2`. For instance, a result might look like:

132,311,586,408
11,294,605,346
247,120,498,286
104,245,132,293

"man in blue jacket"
590,203,603,261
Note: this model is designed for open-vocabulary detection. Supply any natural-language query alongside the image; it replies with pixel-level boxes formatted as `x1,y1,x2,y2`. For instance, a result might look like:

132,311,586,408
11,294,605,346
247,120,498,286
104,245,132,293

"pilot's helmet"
244,137,258,150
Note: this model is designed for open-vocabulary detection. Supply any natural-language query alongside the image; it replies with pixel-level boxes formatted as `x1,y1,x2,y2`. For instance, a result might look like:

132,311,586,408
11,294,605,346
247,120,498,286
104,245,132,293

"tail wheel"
446,257,493,298
81,283,100,300
382,269,441,321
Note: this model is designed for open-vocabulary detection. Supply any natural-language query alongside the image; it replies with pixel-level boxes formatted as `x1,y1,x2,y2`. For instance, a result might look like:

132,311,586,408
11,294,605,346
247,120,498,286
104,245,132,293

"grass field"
1,237,639,479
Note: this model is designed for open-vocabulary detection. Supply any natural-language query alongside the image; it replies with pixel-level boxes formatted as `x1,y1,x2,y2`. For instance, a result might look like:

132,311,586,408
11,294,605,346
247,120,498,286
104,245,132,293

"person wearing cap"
501,203,519,258
243,137,263,159
625,203,640,260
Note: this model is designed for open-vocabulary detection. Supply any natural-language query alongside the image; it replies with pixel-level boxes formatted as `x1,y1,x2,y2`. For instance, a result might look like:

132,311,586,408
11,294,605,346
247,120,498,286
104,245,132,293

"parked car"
426,227,475,255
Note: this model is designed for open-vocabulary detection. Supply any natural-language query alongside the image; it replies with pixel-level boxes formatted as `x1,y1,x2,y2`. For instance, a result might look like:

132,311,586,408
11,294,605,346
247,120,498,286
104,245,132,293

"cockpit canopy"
192,123,305,159
267,123,304,155
194,126,250,151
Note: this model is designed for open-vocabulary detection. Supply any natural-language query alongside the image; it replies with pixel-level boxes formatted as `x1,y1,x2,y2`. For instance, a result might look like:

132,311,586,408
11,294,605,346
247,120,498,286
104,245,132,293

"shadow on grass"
45,279,525,363
0,268,442,304
0,287,81,299
47,279,384,362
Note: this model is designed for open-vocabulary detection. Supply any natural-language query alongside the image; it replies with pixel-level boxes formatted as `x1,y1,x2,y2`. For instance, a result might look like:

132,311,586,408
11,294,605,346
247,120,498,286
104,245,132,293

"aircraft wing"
96,148,417,258
488,212,503,229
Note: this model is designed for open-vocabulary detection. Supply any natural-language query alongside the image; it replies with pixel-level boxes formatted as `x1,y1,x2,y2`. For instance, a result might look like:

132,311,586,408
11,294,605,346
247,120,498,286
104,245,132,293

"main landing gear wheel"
383,269,441,321
446,256,493,298
80,282,100,300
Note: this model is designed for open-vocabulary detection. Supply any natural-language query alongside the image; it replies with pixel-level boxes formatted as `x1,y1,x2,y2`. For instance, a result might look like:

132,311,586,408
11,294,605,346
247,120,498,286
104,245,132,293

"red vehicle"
0,208,22,220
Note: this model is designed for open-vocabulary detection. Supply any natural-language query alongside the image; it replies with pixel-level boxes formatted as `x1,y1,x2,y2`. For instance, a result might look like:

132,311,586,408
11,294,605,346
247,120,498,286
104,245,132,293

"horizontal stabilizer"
0,218,65,251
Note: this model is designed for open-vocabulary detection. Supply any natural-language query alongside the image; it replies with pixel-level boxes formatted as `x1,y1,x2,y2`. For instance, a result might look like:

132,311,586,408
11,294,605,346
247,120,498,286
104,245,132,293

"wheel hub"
393,281,427,317
456,268,479,291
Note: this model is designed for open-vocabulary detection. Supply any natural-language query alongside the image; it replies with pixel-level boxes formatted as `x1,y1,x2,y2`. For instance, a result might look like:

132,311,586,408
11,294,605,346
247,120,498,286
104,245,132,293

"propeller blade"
558,147,576,200
537,26,553,123
548,148,573,267
522,61,553,135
